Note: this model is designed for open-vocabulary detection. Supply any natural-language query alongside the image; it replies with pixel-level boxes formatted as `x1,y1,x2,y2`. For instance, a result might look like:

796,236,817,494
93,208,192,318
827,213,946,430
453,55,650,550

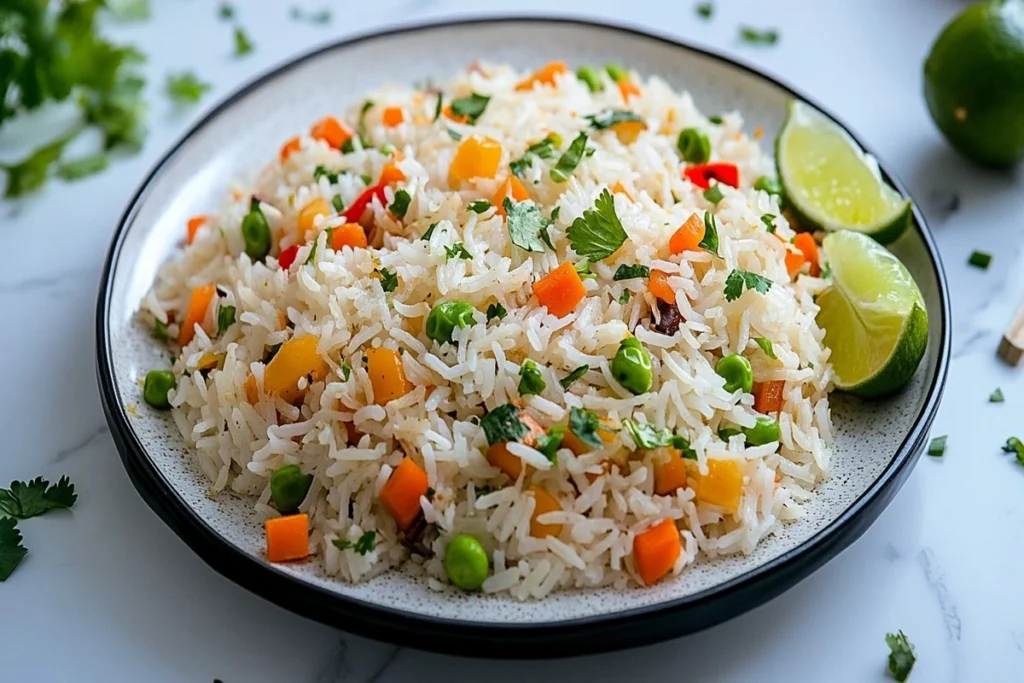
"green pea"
444,533,489,591
241,197,271,261
611,337,653,395
604,63,629,83
576,66,604,92
715,354,753,393
270,464,314,514
143,370,176,409
425,300,476,345
754,175,786,206
743,417,781,446
677,127,711,163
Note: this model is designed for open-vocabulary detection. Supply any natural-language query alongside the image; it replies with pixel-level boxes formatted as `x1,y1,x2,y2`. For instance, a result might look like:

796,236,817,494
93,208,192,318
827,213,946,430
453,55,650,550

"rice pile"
141,62,834,599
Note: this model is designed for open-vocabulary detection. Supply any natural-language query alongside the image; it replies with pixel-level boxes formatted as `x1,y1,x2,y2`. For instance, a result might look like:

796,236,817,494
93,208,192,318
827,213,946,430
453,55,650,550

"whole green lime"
924,0,1024,167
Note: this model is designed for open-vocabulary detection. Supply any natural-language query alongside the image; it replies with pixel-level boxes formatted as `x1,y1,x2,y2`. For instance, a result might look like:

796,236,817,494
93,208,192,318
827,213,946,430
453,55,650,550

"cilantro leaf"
550,131,588,183
449,93,490,123
740,27,780,46
165,71,210,104
613,264,650,281
108,0,151,20
753,337,776,359
0,476,78,520
536,426,567,463
560,365,589,390
885,631,916,682
233,26,254,56
526,134,560,159
332,530,376,555
314,165,340,183
699,211,719,255
568,407,603,449
724,269,773,302
2,130,78,198
485,303,507,322
0,517,28,582
467,200,492,214
444,243,471,262
331,195,344,212
585,109,644,130
761,213,777,233
623,419,670,449
518,360,546,396
480,403,529,445
217,305,236,336
1002,437,1024,465
703,184,724,204
55,153,109,181
376,268,398,293
389,189,411,218
504,198,549,253
567,189,629,261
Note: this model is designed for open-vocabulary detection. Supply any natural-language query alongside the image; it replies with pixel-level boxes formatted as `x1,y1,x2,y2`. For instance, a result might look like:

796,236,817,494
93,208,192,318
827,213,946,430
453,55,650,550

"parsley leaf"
55,153,109,181
518,360,546,396
567,189,629,261
332,530,376,555
165,71,211,104
467,199,492,214
585,109,644,130
550,132,588,183
217,305,236,336
0,476,78,520
990,387,1005,403
504,198,549,253
535,426,567,463
0,517,28,582
376,268,398,293
724,269,773,302
568,407,603,449
560,365,589,390
703,184,724,204
389,189,411,218
927,435,947,457
421,222,438,241
885,631,916,682
740,26,780,45
449,93,490,123
234,26,254,56
444,242,471,262
613,264,650,281
761,213,777,233
696,2,714,19
753,337,776,359
486,303,507,322
1002,437,1024,465
699,211,719,255
480,403,529,445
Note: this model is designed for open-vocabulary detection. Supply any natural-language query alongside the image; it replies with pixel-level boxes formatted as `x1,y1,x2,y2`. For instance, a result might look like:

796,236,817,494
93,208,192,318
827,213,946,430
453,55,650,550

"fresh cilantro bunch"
0,475,78,581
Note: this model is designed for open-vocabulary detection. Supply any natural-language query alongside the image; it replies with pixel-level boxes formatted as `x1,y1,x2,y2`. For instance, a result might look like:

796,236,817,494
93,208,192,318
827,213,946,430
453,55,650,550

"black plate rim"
95,14,952,658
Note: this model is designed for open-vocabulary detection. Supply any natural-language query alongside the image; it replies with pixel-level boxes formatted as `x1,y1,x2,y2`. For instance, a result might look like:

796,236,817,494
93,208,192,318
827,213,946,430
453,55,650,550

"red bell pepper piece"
278,244,299,270
342,184,387,224
684,162,740,190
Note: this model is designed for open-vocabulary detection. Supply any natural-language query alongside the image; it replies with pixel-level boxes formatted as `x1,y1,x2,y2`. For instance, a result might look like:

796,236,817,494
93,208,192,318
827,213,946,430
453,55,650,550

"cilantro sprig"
724,269,773,302
567,189,629,261
0,476,78,519
504,199,550,253
449,93,490,124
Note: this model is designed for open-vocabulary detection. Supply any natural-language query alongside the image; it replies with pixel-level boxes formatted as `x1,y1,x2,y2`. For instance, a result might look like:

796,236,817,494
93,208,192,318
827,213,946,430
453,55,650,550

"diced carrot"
298,197,331,236
448,136,503,187
529,485,563,538
331,223,369,250
177,283,216,345
785,247,807,276
611,181,633,200
382,106,405,127
486,412,544,479
695,459,743,513
754,126,764,140
279,136,301,162
310,116,352,150
264,335,328,404
515,61,569,91
265,513,310,562
442,105,469,124
648,269,676,304
611,119,647,144
244,375,259,404
533,262,587,318
186,215,208,244
669,214,705,255
617,79,641,101
379,457,429,529
633,519,681,585
379,160,406,186
753,380,786,414
366,347,412,404
654,454,688,495
491,175,530,216
793,233,821,277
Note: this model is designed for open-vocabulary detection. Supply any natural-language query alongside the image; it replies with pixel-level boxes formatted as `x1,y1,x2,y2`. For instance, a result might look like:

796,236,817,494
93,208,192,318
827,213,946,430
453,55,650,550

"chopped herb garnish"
560,365,590,390
518,360,547,396
218,2,234,19
761,213,777,233
613,264,650,281
389,189,411,218
108,0,151,21
421,222,439,241
290,7,331,24
449,93,490,124
754,337,776,359
447,129,463,141
927,435,947,457
821,261,833,279
703,184,724,204
341,363,352,381
619,289,632,304
990,387,1005,403
1002,437,1024,465
314,165,340,183
233,26,254,56
539,227,556,251
885,631,916,682
708,115,724,125
566,189,629,261
332,530,376,555
0,476,77,520
55,154,109,181
621,419,697,459
165,72,211,104
526,134,561,159
585,109,645,131
0,517,27,582
444,242,472,262
699,211,720,256
695,2,714,19
754,175,784,199
550,206,561,223
504,199,550,253
331,195,345,212
550,132,588,183
509,156,533,178
968,250,992,269
724,269,773,302
739,26,780,46
153,318,169,341
568,407,603,449
536,426,567,462
467,200,492,214
359,173,372,186
357,99,373,139
485,303,507,322
479,403,529,445
376,268,398,293
574,260,597,280
217,305,236,336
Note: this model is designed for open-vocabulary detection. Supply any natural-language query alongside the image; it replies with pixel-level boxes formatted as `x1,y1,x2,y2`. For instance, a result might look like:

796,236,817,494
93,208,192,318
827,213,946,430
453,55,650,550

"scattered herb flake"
467,199,492,214
585,109,645,131
0,517,28,582
341,363,352,381
695,2,714,19
447,129,463,141
421,222,438,241
550,132,589,183
927,435,947,457
518,360,547,396
331,195,345,212
613,264,650,281
566,189,629,261
703,184,724,204
560,365,590,390
389,189,411,218
217,305,236,336
754,337,776,359
990,387,1005,403
108,0,151,21
359,173,372,186
504,199,550,253
332,530,376,555
699,211,720,255
619,289,632,304
166,72,211,104
1002,437,1024,465
708,115,724,125
449,93,490,123
761,213,777,233
479,403,529,445
153,318,169,341
486,303,507,322
444,242,471,262
509,156,533,178
568,407,603,449
376,268,398,293
290,7,331,24
55,153,109,181
0,476,78,520
968,250,992,269
574,260,596,280
724,269,773,302
536,426,567,462
233,26,254,56
313,165,339,183
885,631,916,682
218,2,235,19
739,26,780,46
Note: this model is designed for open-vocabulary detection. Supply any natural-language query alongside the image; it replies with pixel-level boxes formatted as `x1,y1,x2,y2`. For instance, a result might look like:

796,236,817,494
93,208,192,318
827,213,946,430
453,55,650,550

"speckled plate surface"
96,17,951,657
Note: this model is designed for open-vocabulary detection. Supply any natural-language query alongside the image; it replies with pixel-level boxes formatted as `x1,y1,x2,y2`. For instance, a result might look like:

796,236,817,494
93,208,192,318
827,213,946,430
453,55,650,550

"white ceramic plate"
97,17,950,657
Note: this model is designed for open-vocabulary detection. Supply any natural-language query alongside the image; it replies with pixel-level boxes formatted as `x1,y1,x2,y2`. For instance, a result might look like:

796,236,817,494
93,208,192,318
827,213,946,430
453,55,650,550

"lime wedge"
816,231,928,398
777,101,912,244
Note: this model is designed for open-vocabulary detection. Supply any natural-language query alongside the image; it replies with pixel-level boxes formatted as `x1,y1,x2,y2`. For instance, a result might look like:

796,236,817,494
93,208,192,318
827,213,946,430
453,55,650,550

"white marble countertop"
2,0,1022,680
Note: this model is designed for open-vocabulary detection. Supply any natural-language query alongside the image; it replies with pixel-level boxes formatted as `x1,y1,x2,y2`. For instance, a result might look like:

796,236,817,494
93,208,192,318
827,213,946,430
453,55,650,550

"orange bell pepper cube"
265,513,310,562
379,457,429,529
533,262,587,317
633,519,681,585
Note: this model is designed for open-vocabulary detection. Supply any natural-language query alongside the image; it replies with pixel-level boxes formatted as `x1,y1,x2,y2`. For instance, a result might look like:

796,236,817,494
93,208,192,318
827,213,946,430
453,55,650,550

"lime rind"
777,101,912,245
